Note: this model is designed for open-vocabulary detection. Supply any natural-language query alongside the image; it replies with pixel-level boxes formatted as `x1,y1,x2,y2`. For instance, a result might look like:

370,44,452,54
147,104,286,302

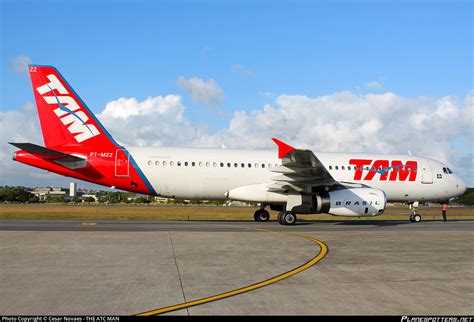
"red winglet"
272,138,295,159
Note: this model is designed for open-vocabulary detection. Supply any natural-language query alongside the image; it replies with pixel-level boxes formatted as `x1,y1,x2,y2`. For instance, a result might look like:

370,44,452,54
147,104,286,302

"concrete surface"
0,220,472,315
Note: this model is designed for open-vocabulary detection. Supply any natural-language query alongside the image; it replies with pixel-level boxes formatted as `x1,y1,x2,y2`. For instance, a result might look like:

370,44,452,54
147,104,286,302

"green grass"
0,204,473,221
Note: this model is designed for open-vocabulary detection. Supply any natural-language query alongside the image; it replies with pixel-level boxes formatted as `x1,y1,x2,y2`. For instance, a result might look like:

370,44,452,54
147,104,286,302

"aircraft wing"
269,138,363,193
9,142,88,169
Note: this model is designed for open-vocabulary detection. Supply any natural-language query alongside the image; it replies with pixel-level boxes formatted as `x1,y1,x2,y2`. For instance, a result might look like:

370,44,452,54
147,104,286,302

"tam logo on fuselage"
349,159,418,181
36,74,100,143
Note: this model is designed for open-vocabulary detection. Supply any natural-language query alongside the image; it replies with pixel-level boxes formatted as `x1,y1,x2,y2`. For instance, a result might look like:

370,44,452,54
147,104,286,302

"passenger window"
148,161,152,166
341,166,345,170
163,161,167,166
191,162,195,167
348,166,351,170
199,162,203,167
184,162,188,166
255,163,259,168
241,163,245,168
335,166,339,170
234,163,238,168
268,164,272,168
220,162,224,167
262,164,265,168
170,161,174,166
329,166,332,170
205,162,209,167
177,161,182,166
248,163,252,168
213,162,217,167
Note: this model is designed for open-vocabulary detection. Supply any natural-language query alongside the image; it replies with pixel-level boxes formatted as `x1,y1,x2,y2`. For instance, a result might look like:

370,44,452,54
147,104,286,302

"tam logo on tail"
33,69,100,143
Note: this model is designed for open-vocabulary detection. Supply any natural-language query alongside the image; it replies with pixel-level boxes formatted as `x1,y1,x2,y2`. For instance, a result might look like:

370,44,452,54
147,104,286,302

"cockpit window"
443,167,453,174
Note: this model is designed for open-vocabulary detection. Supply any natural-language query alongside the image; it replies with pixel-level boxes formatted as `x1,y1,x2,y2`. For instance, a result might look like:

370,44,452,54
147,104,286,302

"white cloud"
1,90,473,187
231,64,254,78
177,76,224,107
98,95,210,147
366,81,383,89
0,102,72,187
10,55,32,75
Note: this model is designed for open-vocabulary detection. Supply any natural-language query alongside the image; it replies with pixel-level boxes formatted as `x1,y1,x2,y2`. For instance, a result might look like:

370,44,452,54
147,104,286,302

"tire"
254,210,262,222
277,211,286,225
283,213,297,225
258,210,270,222
409,215,414,222
413,214,421,222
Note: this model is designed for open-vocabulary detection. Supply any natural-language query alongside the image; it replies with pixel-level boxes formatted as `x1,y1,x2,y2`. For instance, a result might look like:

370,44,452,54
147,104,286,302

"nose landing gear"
409,201,422,222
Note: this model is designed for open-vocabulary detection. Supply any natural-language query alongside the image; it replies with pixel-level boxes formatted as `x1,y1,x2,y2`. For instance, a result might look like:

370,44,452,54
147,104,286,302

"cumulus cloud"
1,90,473,187
231,64,254,78
0,102,73,187
10,55,32,75
177,76,224,107
98,95,211,147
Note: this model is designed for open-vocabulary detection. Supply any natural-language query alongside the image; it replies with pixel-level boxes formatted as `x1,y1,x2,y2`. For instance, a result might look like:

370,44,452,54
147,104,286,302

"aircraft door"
115,149,130,177
419,159,433,184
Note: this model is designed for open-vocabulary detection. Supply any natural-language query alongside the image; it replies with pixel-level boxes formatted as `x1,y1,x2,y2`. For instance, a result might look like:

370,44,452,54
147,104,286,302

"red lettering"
389,161,417,181
364,160,390,181
349,159,372,180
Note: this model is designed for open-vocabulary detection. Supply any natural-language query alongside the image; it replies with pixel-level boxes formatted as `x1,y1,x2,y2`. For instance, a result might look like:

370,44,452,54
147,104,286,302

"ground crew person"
442,203,448,222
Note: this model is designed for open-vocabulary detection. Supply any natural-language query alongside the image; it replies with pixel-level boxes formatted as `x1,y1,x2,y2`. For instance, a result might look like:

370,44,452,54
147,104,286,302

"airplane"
10,65,467,225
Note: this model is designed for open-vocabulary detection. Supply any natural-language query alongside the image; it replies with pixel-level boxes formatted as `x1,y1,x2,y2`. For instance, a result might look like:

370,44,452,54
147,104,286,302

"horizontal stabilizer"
9,142,87,169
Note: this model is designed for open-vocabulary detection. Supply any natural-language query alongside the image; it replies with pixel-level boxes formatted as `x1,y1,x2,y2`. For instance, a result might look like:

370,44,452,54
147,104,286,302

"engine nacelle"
287,188,387,217
325,188,387,216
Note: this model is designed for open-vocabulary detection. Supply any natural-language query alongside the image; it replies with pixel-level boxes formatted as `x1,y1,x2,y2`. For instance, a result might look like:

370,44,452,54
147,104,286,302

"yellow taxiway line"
135,227,328,316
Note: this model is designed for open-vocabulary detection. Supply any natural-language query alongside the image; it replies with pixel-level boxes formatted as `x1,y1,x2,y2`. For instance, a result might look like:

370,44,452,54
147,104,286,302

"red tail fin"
29,65,116,149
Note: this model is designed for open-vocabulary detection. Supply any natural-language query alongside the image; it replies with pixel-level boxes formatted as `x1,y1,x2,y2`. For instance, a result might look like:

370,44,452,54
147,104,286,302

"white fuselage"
127,147,466,202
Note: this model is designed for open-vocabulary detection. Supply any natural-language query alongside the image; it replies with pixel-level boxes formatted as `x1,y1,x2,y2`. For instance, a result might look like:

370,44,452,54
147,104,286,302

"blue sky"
0,0,473,186
2,1,472,126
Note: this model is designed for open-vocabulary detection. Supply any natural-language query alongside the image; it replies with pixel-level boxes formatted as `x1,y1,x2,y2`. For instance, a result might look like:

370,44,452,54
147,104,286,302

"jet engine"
287,188,387,216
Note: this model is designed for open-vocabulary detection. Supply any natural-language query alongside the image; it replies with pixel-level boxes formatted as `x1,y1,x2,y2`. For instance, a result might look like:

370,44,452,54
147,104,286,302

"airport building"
31,187,67,200
69,182,77,197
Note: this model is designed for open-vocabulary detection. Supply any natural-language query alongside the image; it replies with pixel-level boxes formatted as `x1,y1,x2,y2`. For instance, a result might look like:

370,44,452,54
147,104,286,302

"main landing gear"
278,211,297,226
253,205,297,225
253,208,270,222
409,201,422,222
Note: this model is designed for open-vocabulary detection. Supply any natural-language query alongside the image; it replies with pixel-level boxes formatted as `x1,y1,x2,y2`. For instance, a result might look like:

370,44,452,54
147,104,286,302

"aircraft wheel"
254,211,261,222
281,212,297,226
254,209,270,222
409,215,414,222
413,214,422,222
277,211,286,225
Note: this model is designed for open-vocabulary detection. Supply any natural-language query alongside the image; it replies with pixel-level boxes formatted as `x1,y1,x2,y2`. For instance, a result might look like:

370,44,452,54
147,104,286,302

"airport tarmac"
0,219,473,315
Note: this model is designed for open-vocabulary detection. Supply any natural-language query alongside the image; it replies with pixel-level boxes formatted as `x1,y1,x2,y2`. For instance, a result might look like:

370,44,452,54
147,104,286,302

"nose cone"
456,176,467,196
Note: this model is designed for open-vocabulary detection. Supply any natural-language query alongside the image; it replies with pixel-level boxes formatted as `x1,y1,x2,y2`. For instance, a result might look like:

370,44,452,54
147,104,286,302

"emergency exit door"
115,149,130,177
